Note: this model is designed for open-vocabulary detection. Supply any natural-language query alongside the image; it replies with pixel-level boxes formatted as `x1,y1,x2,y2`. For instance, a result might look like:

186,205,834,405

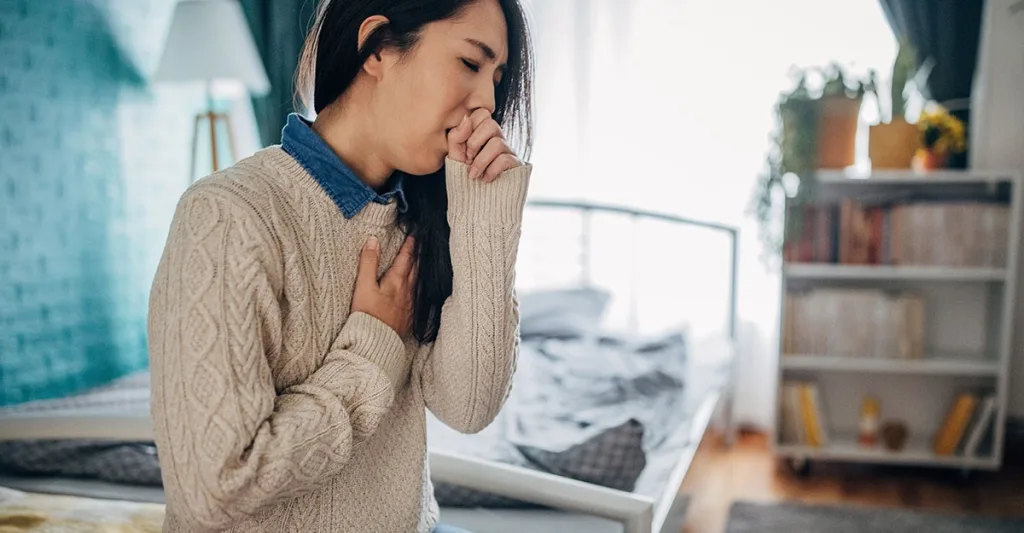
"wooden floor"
679,430,1024,533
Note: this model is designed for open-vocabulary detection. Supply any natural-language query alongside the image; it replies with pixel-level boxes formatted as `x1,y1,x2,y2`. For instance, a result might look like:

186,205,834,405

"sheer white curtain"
523,0,897,429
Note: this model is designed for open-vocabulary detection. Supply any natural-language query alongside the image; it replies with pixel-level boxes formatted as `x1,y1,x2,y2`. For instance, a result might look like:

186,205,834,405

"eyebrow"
465,38,505,68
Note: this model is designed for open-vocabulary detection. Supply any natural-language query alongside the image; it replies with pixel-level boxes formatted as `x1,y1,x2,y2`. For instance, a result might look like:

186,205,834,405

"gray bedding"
430,330,690,507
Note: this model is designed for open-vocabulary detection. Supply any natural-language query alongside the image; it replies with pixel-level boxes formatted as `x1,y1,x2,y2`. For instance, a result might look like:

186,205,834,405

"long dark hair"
296,0,534,344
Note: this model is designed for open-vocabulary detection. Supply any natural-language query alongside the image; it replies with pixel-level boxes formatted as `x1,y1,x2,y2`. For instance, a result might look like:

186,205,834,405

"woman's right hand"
447,108,522,183
351,236,416,337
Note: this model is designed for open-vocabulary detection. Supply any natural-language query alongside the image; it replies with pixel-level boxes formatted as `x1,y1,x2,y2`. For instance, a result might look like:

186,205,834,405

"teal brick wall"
0,0,200,405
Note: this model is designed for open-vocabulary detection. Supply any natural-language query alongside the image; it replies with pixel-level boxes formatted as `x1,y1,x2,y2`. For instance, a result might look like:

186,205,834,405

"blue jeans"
433,525,473,533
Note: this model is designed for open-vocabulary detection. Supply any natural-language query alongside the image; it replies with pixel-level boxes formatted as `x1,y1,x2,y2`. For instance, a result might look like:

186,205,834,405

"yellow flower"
918,104,966,154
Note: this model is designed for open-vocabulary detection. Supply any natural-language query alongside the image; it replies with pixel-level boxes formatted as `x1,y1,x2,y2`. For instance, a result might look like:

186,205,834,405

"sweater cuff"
445,158,532,224
336,312,409,389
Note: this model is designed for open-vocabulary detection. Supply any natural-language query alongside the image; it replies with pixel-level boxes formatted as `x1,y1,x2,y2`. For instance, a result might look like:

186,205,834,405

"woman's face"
374,0,509,176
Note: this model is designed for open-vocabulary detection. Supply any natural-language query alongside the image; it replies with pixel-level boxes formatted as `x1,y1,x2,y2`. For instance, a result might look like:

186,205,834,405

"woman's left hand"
447,108,522,183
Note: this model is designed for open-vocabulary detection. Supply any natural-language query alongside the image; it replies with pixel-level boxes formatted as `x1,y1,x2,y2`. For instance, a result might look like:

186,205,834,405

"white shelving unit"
774,169,1022,473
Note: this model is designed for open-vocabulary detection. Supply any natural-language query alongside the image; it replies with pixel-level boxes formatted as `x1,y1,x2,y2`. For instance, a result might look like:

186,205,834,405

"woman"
147,0,533,531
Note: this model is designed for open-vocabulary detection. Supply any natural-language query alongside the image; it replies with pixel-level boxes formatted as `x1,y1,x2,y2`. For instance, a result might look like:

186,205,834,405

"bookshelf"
774,169,1022,473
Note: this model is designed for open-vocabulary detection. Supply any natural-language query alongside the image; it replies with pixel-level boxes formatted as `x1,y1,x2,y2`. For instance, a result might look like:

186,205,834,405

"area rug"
0,487,164,532
726,501,1024,533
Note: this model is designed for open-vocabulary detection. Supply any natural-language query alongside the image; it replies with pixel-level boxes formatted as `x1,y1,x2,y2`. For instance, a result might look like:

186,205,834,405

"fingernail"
366,236,379,249
462,115,469,126
469,167,480,179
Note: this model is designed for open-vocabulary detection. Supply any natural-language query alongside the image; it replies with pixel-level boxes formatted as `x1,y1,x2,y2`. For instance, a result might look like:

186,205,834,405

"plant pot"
912,148,949,172
869,118,920,169
817,96,861,169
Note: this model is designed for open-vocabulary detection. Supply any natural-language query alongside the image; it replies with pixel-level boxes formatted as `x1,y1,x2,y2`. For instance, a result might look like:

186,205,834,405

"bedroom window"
522,0,898,427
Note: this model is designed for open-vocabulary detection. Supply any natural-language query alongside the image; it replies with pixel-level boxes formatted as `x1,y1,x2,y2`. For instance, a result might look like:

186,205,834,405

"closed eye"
461,58,480,73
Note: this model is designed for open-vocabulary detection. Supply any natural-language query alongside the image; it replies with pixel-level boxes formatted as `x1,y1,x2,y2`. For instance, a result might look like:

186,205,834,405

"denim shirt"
281,113,407,218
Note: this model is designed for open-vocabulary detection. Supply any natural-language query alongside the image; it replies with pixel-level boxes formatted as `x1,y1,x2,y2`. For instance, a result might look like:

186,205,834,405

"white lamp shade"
154,0,271,96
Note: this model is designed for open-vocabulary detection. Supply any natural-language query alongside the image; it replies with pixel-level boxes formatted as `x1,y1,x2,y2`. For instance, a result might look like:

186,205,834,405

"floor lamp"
154,0,270,183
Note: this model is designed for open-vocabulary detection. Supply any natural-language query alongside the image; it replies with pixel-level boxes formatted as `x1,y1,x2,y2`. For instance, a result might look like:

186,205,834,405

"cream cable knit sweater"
147,147,531,532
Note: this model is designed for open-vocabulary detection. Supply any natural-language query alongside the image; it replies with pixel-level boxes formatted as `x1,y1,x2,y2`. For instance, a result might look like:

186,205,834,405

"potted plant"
751,73,820,259
869,40,922,169
913,104,967,171
816,62,865,169
751,65,872,259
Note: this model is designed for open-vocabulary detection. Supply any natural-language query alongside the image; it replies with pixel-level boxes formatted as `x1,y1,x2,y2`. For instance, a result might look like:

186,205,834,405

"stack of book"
933,392,998,458
782,288,925,359
779,380,829,447
784,201,1009,268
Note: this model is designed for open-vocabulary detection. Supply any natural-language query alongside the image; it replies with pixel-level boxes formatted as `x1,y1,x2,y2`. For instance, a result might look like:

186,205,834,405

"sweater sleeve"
420,158,532,434
148,186,409,531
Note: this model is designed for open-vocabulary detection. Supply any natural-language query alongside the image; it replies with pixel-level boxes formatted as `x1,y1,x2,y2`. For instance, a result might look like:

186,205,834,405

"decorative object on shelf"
869,40,923,169
912,104,967,172
858,396,881,447
154,0,271,183
880,420,909,451
751,64,874,259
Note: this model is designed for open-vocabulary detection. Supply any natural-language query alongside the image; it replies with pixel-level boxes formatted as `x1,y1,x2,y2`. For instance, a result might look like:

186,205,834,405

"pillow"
515,418,647,492
432,420,648,507
517,287,611,339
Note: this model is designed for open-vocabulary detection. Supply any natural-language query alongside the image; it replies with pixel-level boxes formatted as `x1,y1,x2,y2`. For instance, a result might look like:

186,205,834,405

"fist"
447,108,522,183
351,236,416,337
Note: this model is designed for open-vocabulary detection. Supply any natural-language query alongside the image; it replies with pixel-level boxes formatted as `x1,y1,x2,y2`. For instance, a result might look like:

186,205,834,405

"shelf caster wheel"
787,457,811,478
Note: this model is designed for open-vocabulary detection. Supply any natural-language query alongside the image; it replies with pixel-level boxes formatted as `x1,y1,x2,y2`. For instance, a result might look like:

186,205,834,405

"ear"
358,15,391,79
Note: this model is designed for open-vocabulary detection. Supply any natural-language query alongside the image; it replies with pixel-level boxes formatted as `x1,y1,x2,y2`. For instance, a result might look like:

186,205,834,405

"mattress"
0,372,152,442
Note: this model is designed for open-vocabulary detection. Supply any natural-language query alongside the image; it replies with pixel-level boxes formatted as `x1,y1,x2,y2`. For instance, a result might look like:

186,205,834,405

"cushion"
518,287,611,339
516,418,647,492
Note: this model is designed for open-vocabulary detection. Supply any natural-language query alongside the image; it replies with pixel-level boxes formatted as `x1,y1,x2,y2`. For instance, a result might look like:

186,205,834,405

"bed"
0,199,739,533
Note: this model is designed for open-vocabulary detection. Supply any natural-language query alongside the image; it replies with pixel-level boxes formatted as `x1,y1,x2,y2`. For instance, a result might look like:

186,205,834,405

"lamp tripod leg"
224,113,237,165
190,114,202,184
209,110,220,172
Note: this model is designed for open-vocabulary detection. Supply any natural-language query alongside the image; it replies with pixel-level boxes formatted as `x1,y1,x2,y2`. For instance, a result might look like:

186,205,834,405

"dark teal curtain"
240,0,318,147
879,0,985,168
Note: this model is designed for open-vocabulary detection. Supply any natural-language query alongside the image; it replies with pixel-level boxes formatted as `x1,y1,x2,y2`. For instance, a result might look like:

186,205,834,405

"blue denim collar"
280,113,406,218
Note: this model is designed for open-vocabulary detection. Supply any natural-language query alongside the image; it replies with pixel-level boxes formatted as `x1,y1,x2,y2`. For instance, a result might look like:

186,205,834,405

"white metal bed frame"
0,199,739,533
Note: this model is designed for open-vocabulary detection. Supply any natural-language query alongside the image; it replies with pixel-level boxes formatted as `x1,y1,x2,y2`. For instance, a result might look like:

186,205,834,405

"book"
779,381,829,448
805,382,829,447
779,383,803,445
784,201,1009,268
960,395,997,458
783,288,926,359
933,392,979,456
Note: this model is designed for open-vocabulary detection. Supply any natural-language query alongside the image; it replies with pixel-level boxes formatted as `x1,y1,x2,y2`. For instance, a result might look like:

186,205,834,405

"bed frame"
0,199,739,533
432,199,740,533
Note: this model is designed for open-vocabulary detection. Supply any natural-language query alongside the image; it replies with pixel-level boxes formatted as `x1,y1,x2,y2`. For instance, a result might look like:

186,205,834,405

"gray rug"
727,501,1024,533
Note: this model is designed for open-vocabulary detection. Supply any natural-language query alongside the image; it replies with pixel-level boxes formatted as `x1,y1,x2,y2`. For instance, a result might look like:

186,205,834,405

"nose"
467,78,496,115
